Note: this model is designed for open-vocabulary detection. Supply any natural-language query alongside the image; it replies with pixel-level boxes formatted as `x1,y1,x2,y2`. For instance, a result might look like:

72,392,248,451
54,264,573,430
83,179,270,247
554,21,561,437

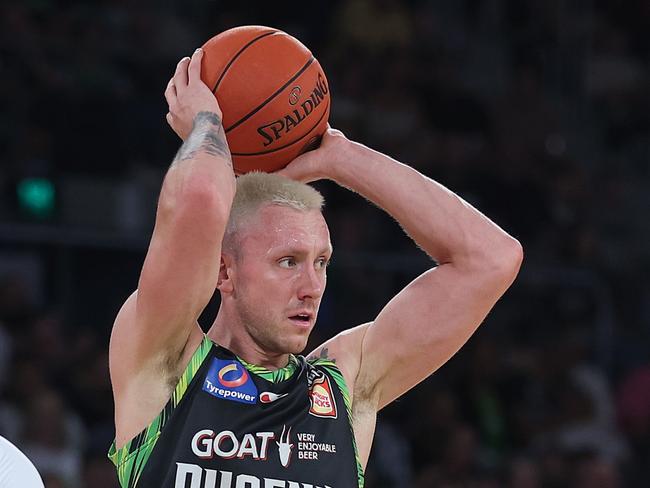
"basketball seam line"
212,30,279,93
224,56,316,133
231,99,329,156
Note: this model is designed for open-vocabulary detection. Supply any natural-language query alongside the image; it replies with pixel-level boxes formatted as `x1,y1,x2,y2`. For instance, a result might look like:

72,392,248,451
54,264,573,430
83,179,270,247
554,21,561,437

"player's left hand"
275,126,353,183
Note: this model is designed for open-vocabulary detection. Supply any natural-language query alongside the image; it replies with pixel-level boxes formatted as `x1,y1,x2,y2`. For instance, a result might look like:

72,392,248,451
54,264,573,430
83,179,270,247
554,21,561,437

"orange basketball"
200,26,331,174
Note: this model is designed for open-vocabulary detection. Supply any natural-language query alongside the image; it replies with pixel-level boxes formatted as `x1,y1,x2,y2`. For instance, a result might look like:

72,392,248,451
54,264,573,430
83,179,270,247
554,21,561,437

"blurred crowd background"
1,0,649,487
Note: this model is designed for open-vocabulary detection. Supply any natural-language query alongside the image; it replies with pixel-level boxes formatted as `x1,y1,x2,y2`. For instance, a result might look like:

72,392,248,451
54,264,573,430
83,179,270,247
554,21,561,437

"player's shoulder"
304,349,338,368
305,322,373,398
307,322,372,365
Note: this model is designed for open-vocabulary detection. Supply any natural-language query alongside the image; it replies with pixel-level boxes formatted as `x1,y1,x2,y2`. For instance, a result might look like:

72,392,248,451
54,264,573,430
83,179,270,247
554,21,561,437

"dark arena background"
1,1,649,487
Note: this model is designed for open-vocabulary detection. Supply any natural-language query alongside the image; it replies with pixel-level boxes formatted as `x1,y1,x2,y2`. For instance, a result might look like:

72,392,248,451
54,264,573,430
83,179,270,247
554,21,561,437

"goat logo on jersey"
190,426,295,468
276,425,294,468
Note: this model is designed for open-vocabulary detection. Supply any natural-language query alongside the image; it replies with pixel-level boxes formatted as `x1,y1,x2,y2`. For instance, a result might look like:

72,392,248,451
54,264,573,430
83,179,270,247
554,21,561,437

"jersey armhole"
309,358,366,488
309,359,352,406
108,334,213,487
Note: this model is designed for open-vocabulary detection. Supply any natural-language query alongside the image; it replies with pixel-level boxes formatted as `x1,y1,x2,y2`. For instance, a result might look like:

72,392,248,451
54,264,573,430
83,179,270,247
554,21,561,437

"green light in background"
17,178,55,218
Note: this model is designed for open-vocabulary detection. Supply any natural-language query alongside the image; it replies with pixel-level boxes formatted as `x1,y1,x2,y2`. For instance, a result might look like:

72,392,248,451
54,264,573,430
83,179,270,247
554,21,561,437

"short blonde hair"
223,172,324,253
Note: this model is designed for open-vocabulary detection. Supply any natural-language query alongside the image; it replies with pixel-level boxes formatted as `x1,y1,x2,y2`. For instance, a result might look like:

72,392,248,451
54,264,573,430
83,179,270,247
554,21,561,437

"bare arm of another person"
109,49,235,445
280,128,522,463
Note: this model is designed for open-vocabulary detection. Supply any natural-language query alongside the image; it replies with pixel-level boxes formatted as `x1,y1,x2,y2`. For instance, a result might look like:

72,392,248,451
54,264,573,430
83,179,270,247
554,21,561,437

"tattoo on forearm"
308,347,336,363
172,111,232,167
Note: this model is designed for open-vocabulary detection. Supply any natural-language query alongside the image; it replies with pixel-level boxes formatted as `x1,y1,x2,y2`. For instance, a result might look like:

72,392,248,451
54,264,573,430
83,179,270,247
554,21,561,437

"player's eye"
316,258,330,269
278,257,296,269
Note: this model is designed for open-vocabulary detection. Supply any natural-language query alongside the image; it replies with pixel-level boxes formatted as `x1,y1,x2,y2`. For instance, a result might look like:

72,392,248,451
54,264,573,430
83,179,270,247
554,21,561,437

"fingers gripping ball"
200,26,331,174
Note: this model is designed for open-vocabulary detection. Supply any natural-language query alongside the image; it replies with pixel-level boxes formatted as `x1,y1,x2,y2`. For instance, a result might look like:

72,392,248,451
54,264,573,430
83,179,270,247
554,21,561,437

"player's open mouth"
288,313,312,326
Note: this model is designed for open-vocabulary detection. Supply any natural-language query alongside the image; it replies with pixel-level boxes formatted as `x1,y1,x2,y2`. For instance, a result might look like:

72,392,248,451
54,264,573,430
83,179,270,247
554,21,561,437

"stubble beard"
235,295,308,355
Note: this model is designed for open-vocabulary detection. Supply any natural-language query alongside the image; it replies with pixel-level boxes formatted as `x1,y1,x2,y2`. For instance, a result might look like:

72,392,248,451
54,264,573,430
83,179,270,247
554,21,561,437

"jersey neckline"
208,336,301,384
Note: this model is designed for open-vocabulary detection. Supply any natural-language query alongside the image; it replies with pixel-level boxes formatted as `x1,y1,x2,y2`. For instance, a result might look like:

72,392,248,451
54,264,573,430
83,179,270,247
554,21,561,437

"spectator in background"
572,454,622,488
335,0,413,54
0,323,11,392
83,452,120,488
532,333,629,464
414,423,483,486
20,388,85,488
617,362,650,483
366,420,414,487
508,457,541,488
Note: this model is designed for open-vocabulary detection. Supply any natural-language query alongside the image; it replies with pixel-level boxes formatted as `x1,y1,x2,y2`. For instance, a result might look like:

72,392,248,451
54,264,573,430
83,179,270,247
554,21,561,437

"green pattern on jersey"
311,358,366,488
108,335,213,488
238,353,300,383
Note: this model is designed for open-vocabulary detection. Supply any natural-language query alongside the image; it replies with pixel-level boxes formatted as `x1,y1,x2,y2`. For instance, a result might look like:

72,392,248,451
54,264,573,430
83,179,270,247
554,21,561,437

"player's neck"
209,309,291,371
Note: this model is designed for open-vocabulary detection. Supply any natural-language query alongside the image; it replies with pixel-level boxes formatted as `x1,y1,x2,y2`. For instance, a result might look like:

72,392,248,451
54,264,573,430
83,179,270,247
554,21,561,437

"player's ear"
216,253,235,294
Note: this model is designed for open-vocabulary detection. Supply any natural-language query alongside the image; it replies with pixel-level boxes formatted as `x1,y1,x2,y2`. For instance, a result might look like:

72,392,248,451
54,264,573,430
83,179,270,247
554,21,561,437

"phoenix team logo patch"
203,359,258,404
308,374,337,418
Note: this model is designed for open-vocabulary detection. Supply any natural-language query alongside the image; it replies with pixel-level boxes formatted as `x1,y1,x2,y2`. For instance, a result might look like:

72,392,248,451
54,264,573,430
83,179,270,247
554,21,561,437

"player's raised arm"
280,128,522,410
110,48,235,386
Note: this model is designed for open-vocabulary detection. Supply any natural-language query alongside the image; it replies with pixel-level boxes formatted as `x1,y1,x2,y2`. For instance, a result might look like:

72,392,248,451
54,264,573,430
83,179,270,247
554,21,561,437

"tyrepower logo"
308,373,337,419
203,359,258,404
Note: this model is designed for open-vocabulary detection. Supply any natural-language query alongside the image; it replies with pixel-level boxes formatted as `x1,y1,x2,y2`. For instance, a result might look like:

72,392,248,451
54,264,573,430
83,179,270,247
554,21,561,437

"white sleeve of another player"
0,436,44,488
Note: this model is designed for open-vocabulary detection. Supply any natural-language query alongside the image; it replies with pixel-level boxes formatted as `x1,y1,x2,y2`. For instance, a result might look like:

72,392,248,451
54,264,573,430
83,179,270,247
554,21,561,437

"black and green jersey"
108,335,364,488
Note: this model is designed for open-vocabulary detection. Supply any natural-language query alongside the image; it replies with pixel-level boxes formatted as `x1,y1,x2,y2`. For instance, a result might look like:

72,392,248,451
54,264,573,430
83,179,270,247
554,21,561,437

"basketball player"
108,48,522,487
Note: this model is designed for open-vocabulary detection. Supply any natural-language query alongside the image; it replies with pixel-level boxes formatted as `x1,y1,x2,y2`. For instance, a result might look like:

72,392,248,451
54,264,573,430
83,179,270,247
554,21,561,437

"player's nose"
297,266,324,300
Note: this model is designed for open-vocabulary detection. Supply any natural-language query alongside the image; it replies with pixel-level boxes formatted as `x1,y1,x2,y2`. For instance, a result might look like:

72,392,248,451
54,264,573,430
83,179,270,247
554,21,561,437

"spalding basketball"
200,26,330,174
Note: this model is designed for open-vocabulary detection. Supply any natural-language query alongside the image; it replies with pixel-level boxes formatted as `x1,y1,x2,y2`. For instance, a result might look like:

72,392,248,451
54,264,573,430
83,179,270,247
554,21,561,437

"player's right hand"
276,126,354,183
164,48,222,140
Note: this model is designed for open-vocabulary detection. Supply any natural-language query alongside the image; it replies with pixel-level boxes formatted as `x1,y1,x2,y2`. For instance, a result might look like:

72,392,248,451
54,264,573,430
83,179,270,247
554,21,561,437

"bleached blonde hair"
222,172,324,254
